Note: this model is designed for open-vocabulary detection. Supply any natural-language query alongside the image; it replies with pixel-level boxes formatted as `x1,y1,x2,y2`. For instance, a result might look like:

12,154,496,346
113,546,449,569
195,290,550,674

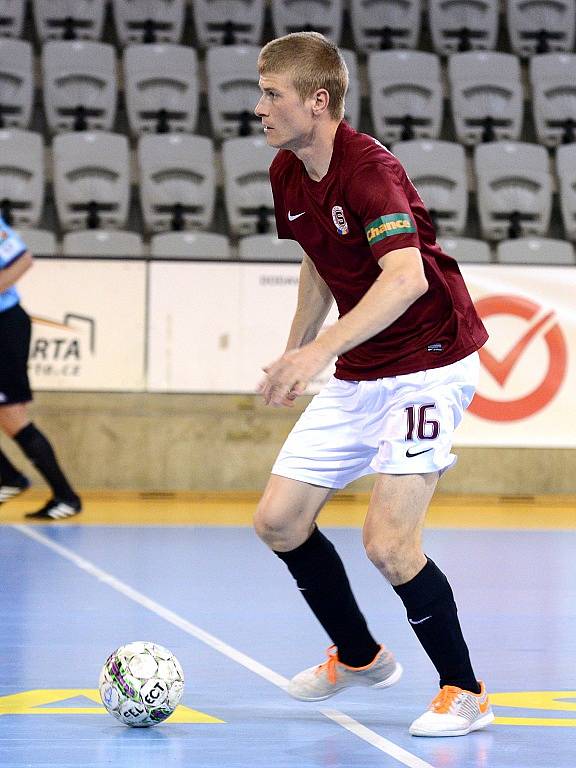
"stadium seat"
474,141,552,240
530,53,576,147
392,140,468,236
0,38,33,129
429,0,499,55
63,229,144,256
271,0,343,43
124,44,199,136
556,143,576,241
138,133,216,232
341,49,360,129
349,0,422,51
16,228,58,255
496,236,575,264
150,231,231,259
206,45,261,139
33,0,106,41
0,0,26,37
193,0,265,46
222,135,277,236
0,129,44,227
112,0,185,45
506,0,576,56
42,41,117,133
448,51,523,145
438,236,492,263
368,51,443,144
52,131,130,231
239,234,303,261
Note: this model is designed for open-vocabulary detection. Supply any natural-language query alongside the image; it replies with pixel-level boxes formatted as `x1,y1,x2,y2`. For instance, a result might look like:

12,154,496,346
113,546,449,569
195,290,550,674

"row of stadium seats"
2,0,576,57
2,39,576,147
13,229,576,266
2,129,576,242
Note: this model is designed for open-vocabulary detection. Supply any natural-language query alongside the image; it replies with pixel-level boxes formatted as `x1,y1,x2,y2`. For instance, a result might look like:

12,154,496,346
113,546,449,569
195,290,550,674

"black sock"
14,423,79,504
274,526,380,667
0,448,23,484
393,558,480,693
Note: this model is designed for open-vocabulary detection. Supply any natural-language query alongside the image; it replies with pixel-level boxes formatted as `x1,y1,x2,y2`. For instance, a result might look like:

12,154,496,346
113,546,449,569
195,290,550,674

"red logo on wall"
469,295,568,422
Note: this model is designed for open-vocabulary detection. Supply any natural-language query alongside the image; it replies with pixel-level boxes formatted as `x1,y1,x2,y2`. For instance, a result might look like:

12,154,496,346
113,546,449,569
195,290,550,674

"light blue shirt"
0,217,27,313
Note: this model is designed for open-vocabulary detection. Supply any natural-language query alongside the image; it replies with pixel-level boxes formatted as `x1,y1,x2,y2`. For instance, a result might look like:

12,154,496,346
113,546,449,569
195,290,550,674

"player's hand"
258,343,332,407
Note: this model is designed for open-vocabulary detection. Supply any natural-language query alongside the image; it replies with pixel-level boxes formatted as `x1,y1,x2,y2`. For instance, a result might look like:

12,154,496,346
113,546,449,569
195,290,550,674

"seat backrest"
529,53,576,147
506,0,576,56
271,0,343,42
497,237,574,264
53,131,130,231
33,0,106,41
42,40,117,133
0,129,44,227
222,135,277,235
16,228,58,255
0,38,33,128
448,51,523,145
474,141,552,240
63,229,144,256
124,44,199,136
0,0,26,37
341,49,360,129
193,0,265,46
556,143,576,240
112,0,185,44
392,139,468,235
206,45,261,139
350,0,422,51
429,0,499,55
368,50,443,144
150,231,231,259
238,234,303,261
438,236,492,263
138,133,216,232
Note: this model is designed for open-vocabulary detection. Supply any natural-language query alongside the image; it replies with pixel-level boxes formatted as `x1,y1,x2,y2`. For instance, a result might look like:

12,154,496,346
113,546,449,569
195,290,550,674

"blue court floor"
1,521,575,768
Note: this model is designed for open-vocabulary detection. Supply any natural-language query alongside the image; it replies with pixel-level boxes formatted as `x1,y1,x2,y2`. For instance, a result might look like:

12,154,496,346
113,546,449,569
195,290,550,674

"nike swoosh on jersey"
288,210,306,221
405,447,434,458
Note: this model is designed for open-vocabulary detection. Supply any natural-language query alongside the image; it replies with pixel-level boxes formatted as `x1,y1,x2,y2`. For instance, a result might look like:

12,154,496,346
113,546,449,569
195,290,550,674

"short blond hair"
258,32,348,121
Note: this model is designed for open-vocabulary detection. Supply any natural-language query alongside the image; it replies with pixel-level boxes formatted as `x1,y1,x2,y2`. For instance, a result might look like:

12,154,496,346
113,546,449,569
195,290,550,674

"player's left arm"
0,250,33,293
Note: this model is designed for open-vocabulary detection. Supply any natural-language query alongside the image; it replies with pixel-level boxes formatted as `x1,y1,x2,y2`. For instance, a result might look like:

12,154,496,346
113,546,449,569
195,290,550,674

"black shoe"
0,475,30,504
25,497,82,520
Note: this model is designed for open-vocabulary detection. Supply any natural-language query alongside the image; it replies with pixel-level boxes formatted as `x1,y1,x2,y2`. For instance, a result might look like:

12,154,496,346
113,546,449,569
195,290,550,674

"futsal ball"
99,641,184,727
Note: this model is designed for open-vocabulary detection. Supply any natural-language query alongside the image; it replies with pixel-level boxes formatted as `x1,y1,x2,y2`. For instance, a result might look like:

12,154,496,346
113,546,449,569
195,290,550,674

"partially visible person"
0,218,82,519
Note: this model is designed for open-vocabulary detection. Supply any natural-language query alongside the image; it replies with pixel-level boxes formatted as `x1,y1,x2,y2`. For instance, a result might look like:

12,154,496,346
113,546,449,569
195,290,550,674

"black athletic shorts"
0,303,32,405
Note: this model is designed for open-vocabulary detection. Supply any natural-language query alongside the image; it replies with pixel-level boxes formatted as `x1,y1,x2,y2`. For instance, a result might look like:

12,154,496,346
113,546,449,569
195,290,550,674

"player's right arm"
0,250,33,293
284,253,334,352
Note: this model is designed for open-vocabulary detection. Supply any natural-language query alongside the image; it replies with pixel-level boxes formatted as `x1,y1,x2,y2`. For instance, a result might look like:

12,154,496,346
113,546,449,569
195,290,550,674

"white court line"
13,524,434,768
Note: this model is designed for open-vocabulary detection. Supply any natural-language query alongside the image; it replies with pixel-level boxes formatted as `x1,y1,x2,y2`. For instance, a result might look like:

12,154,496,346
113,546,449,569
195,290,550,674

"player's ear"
312,88,330,116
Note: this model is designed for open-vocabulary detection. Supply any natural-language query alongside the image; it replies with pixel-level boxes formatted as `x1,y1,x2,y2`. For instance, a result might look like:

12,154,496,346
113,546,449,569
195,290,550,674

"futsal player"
253,32,494,737
0,219,82,519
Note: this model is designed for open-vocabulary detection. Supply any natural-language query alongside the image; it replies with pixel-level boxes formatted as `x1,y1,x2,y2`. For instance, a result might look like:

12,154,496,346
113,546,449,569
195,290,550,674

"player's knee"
253,498,294,548
363,534,415,584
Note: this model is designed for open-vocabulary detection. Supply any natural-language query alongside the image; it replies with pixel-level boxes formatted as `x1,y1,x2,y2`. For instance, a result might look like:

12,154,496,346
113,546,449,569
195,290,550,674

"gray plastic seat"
448,52,523,145
556,143,576,241
350,0,422,51
475,141,552,240
193,0,265,47
0,129,44,227
138,133,216,232
222,135,277,236
429,0,499,55
238,234,304,262
392,140,468,236
368,50,443,144
496,236,574,264
438,236,492,263
530,53,576,147
42,41,117,133
0,0,26,37
506,0,576,57
63,229,143,256
341,49,360,129
124,44,199,136
33,0,106,41
112,0,185,45
206,45,261,139
16,228,58,255
151,231,231,259
271,0,343,42
53,131,130,231
0,38,32,128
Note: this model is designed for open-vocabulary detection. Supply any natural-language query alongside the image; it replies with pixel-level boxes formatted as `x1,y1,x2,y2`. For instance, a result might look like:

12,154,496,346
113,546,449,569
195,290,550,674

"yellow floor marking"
492,691,576,728
494,717,576,727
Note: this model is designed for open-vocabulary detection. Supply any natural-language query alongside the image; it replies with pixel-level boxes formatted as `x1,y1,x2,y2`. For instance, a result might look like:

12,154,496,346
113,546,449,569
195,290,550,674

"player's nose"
254,95,267,117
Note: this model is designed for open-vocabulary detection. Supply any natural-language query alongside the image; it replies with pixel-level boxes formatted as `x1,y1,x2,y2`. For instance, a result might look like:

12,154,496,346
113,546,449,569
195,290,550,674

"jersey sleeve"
269,155,293,240
345,160,421,261
0,218,27,268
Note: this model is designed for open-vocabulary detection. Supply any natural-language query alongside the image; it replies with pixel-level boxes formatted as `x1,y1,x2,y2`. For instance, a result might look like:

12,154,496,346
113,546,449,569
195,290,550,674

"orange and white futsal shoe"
409,682,494,737
287,644,402,702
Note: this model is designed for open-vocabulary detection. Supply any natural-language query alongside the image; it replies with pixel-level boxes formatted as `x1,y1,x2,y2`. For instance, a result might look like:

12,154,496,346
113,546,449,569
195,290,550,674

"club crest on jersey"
331,205,348,235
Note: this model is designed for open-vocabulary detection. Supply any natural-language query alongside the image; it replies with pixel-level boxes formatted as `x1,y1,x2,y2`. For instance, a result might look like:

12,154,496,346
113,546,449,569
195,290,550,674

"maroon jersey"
269,121,488,380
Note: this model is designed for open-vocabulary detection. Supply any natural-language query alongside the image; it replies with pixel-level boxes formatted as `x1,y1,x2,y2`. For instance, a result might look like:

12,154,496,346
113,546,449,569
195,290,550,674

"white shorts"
271,352,480,489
